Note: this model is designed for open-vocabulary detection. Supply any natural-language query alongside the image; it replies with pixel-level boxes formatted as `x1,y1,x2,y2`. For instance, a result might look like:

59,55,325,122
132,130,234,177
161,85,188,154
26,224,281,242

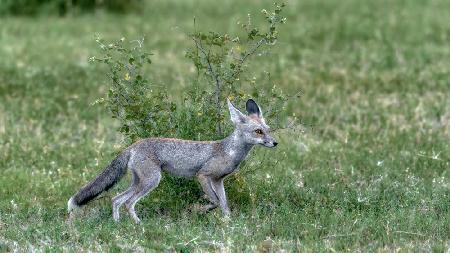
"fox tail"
67,150,131,212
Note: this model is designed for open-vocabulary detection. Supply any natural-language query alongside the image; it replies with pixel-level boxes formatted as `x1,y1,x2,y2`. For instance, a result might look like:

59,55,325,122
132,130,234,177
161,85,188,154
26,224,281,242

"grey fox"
68,99,277,224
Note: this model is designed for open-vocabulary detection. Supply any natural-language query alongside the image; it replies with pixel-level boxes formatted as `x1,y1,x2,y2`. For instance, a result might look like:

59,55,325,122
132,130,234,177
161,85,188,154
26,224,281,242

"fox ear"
227,99,247,124
246,99,263,118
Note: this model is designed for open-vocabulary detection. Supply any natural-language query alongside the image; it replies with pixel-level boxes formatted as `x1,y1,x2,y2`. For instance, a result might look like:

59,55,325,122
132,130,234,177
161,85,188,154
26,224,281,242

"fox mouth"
262,141,278,148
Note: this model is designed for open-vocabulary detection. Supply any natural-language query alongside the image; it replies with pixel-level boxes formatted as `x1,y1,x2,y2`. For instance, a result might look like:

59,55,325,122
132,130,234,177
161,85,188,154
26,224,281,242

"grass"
0,0,449,251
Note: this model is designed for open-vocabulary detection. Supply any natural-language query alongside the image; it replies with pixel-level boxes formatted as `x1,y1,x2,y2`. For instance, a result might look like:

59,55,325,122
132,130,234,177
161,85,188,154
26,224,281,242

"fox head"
227,99,278,148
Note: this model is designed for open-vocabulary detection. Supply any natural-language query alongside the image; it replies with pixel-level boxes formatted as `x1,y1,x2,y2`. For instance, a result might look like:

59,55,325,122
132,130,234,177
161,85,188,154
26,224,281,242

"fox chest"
203,152,248,178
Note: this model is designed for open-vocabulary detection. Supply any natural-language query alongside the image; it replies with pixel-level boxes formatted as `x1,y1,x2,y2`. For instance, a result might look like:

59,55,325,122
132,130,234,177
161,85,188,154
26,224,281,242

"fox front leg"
211,178,230,216
198,174,219,212
197,161,232,216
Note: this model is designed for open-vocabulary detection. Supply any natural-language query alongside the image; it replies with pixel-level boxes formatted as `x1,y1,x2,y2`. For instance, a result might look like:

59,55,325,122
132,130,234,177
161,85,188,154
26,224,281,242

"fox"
68,99,278,224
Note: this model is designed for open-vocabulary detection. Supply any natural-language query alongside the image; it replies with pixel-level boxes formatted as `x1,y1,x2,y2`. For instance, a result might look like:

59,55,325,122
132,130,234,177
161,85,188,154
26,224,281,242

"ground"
0,0,449,251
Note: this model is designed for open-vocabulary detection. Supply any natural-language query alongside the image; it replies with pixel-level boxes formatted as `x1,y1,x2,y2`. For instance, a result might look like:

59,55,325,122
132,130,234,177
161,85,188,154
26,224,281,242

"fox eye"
254,129,264,135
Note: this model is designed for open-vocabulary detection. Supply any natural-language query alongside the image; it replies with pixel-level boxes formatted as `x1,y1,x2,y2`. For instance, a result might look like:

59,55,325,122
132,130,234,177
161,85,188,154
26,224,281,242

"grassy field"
0,0,449,251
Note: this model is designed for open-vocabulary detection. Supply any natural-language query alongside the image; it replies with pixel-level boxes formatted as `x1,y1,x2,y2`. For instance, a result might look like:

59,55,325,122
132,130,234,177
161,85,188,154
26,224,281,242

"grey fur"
68,99,277,224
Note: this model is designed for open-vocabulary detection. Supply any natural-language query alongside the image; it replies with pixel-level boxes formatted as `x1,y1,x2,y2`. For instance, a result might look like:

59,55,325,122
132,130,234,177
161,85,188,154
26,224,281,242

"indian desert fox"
68,99,278,223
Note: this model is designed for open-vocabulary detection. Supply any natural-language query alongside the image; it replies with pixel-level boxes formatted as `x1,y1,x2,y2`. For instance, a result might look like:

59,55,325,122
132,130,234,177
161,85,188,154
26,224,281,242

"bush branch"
192,37,223,135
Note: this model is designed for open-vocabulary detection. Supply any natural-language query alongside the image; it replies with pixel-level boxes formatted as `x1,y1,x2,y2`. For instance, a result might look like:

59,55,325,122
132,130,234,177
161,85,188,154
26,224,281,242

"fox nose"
273,142,278,147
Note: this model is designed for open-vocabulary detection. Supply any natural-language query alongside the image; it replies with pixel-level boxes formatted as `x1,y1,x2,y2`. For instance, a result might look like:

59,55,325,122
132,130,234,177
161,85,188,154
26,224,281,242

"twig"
184,236,199,246
416,153,443,161
240,38,266,64
130,37,144,49
107,73,132,104
322,233,356,239
393,231,426,237
271,119,298,132
192,37,223,135
226,38,267,85
264,89,302,116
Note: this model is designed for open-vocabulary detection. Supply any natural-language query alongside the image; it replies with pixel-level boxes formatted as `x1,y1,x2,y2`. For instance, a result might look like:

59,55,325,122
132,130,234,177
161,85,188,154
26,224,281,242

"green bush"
93,3,296,143
185,3,290,136
0,0,141,16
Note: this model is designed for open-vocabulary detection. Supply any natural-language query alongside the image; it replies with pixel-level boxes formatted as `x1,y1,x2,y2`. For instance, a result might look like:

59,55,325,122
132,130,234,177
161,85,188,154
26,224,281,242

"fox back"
127,99,277,178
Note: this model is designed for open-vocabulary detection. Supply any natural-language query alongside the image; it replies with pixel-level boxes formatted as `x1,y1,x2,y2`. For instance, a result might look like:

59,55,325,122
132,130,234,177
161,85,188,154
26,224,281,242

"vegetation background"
0,0,449,251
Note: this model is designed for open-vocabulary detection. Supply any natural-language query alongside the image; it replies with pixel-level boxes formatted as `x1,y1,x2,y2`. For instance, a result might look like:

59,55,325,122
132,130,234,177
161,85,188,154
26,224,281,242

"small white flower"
11,200,18,209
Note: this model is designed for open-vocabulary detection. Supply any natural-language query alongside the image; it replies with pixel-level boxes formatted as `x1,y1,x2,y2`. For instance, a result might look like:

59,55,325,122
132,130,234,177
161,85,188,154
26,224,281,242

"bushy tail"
68,150,131,212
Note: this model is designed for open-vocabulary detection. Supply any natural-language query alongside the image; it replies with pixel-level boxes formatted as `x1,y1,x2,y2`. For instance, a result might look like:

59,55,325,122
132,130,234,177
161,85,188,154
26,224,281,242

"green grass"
1,0,449,251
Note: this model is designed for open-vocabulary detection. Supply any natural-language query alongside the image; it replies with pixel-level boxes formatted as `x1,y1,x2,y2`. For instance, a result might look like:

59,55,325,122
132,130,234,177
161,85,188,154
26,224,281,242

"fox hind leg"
125,162,162,224
112,170,139,221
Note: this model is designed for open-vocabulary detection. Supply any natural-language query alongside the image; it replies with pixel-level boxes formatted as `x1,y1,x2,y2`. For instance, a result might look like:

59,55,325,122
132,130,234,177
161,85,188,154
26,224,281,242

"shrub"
0,0,141,16
185,3,289,136
93,3,296,142
91,37,176,142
